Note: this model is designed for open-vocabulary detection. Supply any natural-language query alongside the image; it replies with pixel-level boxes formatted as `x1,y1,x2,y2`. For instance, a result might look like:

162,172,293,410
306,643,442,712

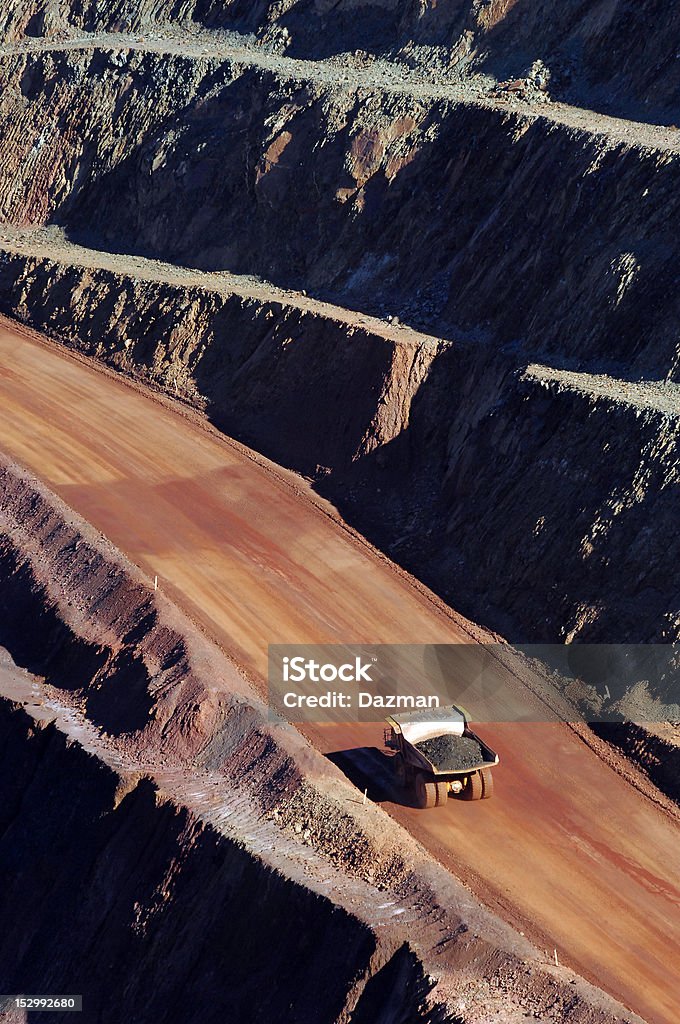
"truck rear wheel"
480,767,494,799
435,781,448,806
415,773,437,809
462,771,483,801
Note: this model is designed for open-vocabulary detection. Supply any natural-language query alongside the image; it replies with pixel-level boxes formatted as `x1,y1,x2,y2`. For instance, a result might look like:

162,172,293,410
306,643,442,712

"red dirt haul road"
0,321,679,1023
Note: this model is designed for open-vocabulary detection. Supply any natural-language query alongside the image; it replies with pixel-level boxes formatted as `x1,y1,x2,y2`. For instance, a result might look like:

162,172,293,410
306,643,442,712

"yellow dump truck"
384,705,498,808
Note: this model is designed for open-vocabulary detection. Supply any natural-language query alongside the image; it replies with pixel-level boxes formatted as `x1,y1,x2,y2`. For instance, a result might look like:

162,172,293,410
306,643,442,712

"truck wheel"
394,753,407,788
435,781,448,807
480,768,494,799
415,773,437,809
462,771,483,801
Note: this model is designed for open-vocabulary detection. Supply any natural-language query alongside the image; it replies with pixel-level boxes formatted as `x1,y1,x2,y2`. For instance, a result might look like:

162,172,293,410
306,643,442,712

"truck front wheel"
461,771,483,800
480,767,494,799
415,773,438,808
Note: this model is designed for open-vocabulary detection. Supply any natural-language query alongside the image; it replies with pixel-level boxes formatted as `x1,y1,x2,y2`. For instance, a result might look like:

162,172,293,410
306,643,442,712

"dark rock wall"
0,704,382,1024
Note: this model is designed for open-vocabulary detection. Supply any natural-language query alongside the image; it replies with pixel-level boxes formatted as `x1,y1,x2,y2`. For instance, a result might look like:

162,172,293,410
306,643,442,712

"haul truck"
384,705,498,808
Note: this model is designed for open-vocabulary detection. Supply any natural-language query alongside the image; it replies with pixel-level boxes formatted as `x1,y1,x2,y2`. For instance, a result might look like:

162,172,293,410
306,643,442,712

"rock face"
0,705,383,1024
0,46,678,381
1,0,679,120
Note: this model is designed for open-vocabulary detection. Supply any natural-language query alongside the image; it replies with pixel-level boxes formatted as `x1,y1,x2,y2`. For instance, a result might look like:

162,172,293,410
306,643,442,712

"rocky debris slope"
352,358,680,645
0,0,679,122
0,698,444,1024
0,455,636,1024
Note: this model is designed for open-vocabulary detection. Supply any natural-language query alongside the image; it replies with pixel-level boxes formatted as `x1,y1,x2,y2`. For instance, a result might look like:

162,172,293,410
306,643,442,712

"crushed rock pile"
414,733,484,771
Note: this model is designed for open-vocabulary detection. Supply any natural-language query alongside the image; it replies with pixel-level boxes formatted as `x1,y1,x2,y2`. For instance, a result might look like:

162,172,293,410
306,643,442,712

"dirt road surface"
0,320,679,1023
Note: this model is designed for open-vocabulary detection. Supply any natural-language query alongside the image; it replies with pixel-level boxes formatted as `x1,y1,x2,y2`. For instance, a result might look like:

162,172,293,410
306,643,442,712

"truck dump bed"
386,705,466,745
386,706,499,777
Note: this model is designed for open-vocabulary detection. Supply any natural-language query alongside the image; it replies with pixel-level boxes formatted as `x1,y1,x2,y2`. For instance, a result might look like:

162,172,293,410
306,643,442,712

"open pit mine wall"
0,457,425,893
1,253,678,648
0,49,678,382
1,0,679,119
0,460,458,1023
594,722,680,804
0,702,439,1024
0,45,677,646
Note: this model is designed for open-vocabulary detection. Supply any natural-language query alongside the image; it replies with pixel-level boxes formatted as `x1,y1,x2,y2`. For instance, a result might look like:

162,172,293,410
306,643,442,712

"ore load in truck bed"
414,734,485,772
